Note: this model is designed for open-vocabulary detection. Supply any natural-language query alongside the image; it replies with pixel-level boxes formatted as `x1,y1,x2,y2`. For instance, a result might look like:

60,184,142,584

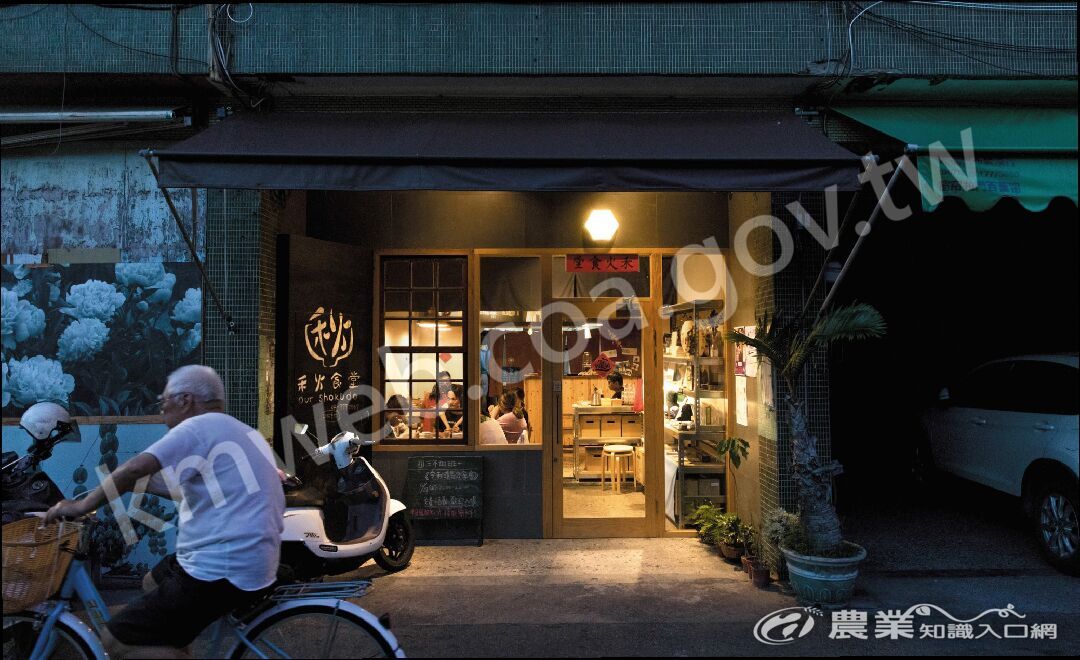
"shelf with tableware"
660,299,730,528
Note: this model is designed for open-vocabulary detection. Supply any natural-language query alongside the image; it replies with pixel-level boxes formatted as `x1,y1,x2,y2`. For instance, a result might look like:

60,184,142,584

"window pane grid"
381,256,468,445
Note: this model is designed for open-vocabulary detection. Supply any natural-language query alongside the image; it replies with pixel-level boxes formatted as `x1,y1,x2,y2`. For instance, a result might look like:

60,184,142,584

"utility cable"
64,4,208,67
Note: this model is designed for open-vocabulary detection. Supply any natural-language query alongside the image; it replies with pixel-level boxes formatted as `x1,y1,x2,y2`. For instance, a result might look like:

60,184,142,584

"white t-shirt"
145,413,285,591
478,418,508,445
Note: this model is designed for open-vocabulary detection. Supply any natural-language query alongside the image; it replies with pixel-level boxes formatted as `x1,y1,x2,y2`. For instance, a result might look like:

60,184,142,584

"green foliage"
762,508,809,553
726,303,885,556
689,503,723,545
725,303,885,395
711,513,753,547
716,437,749,469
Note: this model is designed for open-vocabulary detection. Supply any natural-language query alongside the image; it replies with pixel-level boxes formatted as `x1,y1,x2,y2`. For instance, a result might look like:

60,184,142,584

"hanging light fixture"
584,209,619,242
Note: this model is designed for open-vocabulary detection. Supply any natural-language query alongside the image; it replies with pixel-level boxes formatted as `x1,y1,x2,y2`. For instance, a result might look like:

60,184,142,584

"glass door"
549,254,659,537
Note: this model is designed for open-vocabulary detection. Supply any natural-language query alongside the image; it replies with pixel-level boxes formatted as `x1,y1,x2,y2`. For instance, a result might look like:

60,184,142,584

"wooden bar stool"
601,444,635,494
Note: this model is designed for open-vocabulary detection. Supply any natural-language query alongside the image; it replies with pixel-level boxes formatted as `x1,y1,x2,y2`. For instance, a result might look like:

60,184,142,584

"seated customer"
385,394,411,438
437,385,465,437
478,416,508,445
495,391,527,443
515,387,531,428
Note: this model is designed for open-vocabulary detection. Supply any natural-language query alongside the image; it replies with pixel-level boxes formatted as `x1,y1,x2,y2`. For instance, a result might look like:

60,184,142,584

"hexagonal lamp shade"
584,209,619,242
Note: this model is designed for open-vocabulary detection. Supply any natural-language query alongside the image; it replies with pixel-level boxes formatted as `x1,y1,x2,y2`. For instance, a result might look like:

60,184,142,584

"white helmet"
19,402,80,443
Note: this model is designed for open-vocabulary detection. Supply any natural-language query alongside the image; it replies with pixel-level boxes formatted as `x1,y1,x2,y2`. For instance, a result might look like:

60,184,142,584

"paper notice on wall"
735,376,749,427
734,326,758,377
759,361,774,411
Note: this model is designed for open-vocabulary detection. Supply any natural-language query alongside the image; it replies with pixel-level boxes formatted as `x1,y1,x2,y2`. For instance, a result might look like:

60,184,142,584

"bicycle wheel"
3,614,97,660
231,604,398,659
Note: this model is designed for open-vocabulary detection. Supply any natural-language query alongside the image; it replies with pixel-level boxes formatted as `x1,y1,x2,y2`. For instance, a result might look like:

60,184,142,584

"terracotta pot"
719,542,744,562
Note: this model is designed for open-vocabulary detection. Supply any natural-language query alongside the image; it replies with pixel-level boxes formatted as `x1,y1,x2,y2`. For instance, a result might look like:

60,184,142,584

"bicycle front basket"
2,517,81,614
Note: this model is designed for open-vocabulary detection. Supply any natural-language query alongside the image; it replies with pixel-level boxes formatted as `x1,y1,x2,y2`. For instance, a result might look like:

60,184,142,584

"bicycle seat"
284,486,325,508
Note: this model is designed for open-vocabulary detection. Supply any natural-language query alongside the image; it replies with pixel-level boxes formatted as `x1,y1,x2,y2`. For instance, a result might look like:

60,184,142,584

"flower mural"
1,263,203,417
5,355,75,407
57,318,110,363
62,279,126,323
171,287,202,325
2,286,46,350
115,262,166,289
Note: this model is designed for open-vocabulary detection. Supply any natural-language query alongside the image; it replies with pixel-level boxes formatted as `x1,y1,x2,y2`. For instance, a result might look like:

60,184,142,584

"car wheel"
1035,481,1080,576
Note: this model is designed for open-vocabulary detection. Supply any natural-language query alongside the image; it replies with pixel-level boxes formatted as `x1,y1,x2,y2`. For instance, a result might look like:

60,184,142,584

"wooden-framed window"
379,256,467,445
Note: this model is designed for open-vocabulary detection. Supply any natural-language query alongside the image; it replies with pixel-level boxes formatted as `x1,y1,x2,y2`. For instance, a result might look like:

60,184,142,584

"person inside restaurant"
606,372,625,401
495,390,527,443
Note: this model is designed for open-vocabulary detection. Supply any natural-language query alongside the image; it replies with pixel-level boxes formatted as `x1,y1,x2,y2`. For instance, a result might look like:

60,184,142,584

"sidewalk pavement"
346,538,1079,657
95,536,1077,656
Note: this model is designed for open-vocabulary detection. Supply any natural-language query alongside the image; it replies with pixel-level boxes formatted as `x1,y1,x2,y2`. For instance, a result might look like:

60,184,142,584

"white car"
921,354,1079,575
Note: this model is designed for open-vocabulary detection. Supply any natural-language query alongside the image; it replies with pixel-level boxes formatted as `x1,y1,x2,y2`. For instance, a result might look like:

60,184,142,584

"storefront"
146,109,862,539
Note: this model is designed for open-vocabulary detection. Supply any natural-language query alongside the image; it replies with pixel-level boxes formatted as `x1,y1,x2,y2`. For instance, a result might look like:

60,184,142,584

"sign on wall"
565,254,640,273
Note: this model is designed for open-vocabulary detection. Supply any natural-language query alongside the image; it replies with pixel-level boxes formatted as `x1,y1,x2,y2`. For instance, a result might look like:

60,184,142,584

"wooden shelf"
661,300,724,315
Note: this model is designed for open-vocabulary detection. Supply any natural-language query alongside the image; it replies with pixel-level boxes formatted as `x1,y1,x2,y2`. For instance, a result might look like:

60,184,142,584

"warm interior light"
417,322,454,330
584,209,619,241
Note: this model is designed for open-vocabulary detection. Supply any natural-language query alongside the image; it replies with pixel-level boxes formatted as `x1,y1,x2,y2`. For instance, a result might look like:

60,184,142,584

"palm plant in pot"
726,302,885,608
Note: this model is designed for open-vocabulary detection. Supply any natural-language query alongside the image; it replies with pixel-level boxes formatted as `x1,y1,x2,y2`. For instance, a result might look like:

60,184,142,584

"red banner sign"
565,254,640,273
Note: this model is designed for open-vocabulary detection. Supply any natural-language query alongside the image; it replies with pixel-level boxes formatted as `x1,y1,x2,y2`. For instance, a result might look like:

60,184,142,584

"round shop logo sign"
304,306,354,368
753,607,820,645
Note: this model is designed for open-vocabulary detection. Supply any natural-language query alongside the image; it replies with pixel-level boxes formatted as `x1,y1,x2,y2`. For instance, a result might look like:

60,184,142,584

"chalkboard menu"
404,456,483,521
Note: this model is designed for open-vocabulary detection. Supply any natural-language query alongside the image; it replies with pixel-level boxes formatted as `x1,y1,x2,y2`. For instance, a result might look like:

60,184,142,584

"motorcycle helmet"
19,402,81,443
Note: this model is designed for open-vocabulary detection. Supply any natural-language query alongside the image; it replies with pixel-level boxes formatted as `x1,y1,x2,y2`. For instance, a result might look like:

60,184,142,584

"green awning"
833,106,1078,212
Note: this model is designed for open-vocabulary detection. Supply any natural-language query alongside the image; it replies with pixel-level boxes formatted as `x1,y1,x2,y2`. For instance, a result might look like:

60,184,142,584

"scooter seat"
284,487,325,508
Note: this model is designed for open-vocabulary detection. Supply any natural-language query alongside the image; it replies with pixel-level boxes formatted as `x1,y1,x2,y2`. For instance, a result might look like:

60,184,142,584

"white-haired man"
47,365,285,659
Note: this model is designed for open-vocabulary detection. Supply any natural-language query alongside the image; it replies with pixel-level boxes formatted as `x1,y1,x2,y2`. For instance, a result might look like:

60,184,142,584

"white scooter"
279,425,414,579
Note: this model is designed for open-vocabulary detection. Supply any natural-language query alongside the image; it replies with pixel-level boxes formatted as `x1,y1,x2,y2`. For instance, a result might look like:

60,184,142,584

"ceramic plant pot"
780,543,867,609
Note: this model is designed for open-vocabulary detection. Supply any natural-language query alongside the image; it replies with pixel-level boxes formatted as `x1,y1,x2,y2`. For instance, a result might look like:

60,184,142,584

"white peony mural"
1,263,203,417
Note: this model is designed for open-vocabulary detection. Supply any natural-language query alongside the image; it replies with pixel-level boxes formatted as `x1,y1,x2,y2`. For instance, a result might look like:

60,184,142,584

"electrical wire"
858,7,1070,75
64,4,208,67
0,5,50,21
848,1,885,72
47,9,67,157
910,1,1077,11
209,3,268,109
863,5,1075,54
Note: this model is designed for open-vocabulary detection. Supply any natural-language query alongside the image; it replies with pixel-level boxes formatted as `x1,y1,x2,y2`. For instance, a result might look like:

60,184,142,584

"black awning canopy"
152,111,861,192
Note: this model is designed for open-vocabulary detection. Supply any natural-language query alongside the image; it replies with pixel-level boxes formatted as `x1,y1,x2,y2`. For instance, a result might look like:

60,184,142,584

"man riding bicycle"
46,365,285,659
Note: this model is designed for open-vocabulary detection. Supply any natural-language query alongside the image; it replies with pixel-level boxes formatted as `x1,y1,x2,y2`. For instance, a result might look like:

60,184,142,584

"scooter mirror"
293,423,310,436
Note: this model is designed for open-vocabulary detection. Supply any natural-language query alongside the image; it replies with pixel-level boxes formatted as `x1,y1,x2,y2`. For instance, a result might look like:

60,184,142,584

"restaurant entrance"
547,255,663,538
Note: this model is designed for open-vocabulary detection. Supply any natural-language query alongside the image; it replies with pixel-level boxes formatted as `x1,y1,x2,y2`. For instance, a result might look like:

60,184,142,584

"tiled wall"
756,192,833,574
203,190,261,428
202,190,282,434
3,3,1074,77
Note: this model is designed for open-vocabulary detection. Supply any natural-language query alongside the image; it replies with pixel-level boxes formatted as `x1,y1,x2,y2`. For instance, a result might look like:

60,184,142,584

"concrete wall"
1,142,203,263
372,449,543,540
725,193,772,531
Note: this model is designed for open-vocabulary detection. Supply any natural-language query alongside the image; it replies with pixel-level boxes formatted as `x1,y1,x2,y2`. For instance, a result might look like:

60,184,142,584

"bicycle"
2,516,406,659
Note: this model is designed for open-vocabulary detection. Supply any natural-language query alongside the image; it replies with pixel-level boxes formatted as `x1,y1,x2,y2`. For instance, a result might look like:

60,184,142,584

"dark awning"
151,111,861,192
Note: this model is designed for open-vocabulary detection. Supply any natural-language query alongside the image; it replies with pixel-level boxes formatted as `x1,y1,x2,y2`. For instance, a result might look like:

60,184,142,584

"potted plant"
713,513,751,562
727,303,885,608
688,503,722,546
739,530,772,588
